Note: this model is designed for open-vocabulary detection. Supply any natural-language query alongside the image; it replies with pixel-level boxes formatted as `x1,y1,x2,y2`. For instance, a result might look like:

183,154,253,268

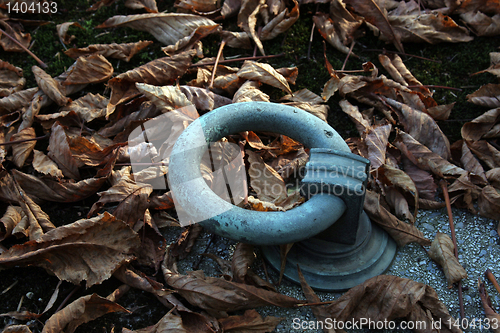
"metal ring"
168,102,350,245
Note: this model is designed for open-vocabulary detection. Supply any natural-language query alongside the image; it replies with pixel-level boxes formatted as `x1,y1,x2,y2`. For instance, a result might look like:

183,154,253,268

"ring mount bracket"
301,148,370,245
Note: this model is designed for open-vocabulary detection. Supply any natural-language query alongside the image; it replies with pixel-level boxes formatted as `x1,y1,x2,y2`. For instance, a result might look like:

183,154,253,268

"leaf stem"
440,180,465,320
363,48,441,63
190,53,285,68
0,134,49,146
407,85,462,91
0,26,48,69
209,40,226,89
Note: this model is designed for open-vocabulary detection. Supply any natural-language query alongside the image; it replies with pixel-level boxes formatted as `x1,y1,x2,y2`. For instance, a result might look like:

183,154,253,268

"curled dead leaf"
42,293,129,333
428,232,467,288
64,41,153,62
0,212,140,287
63,54,113,85
364,190,430,246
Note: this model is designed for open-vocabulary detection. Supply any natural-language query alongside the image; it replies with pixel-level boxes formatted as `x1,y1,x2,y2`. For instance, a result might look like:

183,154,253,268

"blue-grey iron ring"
168,102,349,245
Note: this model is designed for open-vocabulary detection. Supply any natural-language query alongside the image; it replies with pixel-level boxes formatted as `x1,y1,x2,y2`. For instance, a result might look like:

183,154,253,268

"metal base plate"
261,213,397,291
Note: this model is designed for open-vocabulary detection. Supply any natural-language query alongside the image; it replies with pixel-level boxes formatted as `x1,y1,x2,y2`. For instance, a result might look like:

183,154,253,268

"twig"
1,281,18,295
193,233,217,270
0,134,49,146
0,26,48,69
489,140,500,151
296,300,336,307
307,23,315,60
341,41,355,71
440,180,465,320
307,4,319,60
363,48,441,63
336,69,373,73
55,285,80,313
209,40,226,89
261,260,272,285
190,53,285,68
407,85,462,91
485,269,500,295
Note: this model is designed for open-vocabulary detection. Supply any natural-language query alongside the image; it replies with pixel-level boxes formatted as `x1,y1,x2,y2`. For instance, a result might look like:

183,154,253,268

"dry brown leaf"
402,157,438,200
313,13,350,54
478,185,500,220
428,232,467,288
218,309,284,333
135,83,193,111
364,123,392,170
64,41,153,62
12,169,109,202
63,54,113,85
466,140,500,169
467,83,500,108
486,167,500,188
56,22,84,44
427,103,454,121
47,122,81,179
0,59,25,97
325,275,462,333
238,0,266,55
179,85,232,111
162,24,220,56
345,0,404,52
237,60,292,94
260,0,299,41
479,279,500,333
233,80,270,103
297,266,338,333
32,150,64,178
462,108,500,141
122,311,187,333
0,212,140,287
461,11,500,36
364,190,431,246
32,66,69,107
113,264,175,308
0,205,22,242
69,136,126,167
394,130,466,178
461,141,488,183
97,13,217,46
232,243,255,283
377,164,419,220
246,150,287,203
125,0,158,12
339,99,370,134
1,325,33,333
219,30,253,49
106,50,195,116
17,190,55,241
330,0,364,44
42,293,129,333
175,0,220,13
388,0,473,44
0,87,37,113
386,97,451,160
162,268,301,318
0,20,31,52
59,93,108,123
10,127,36,168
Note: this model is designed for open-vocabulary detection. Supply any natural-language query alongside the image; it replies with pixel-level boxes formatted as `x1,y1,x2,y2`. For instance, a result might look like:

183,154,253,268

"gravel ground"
175,207,499,333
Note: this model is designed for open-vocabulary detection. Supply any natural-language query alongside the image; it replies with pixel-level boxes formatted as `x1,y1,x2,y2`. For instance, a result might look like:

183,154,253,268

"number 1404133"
6,1,57,14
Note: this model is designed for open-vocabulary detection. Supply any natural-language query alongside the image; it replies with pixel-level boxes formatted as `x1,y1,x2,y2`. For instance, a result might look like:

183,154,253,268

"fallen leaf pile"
0,0,500,332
